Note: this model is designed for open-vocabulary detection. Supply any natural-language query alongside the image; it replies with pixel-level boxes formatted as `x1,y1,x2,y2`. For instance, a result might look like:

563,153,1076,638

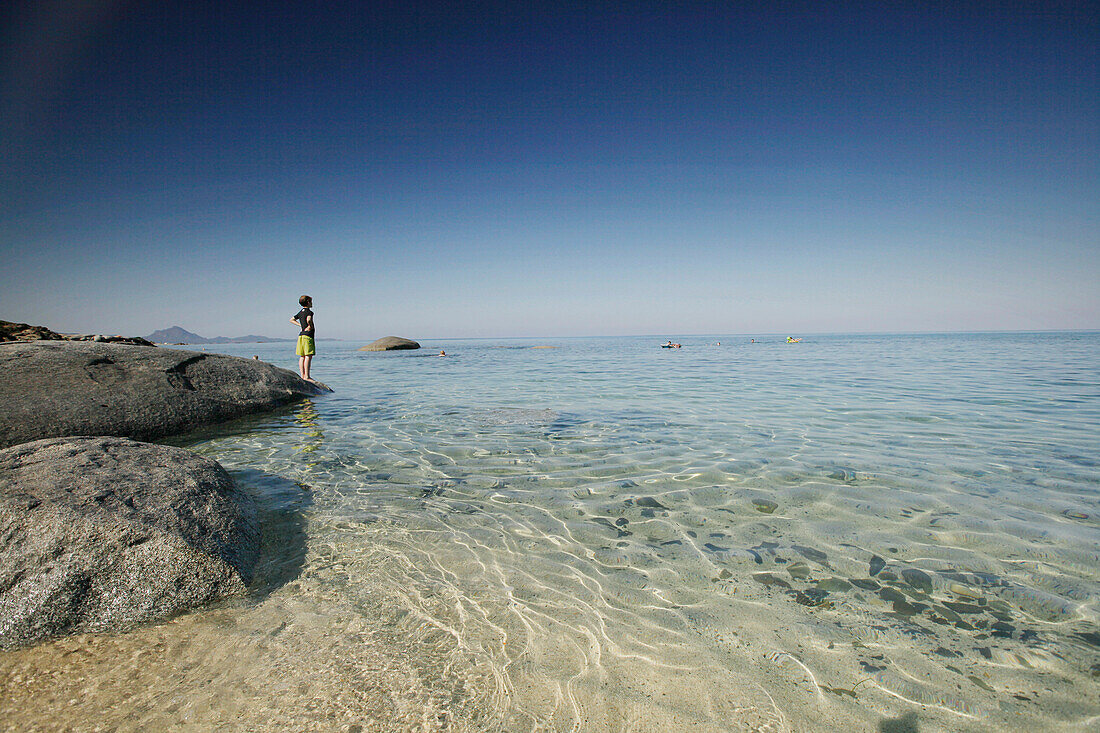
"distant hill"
147,326,289,344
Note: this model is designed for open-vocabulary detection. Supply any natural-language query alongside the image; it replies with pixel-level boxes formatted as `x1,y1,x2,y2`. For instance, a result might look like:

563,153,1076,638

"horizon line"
173,327,1100,343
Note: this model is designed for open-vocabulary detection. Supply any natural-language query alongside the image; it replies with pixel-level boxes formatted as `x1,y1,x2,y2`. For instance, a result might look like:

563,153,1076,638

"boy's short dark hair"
299,295,312,307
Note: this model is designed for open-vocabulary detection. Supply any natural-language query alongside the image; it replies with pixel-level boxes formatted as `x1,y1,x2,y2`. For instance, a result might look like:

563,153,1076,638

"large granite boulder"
358,336,420,351
0,437,259,649
0,341,331,449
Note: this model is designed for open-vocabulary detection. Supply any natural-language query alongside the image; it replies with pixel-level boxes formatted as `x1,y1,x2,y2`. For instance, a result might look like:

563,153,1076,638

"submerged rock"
817,578,853,592
0,437,259,650
752,572,791,589
0,340,329,448
787,562,813,580
901,567,934,593
752,498,778,514
358,336,420,351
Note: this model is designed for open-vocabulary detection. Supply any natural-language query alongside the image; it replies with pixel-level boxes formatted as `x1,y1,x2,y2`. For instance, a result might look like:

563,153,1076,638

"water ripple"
3,333,1098,731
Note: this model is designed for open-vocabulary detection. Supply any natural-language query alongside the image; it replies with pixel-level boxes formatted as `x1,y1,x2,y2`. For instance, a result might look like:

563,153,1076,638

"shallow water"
2,333,1098,732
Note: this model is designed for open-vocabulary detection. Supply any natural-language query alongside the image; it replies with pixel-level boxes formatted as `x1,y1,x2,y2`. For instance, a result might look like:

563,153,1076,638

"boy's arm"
306,314,314,331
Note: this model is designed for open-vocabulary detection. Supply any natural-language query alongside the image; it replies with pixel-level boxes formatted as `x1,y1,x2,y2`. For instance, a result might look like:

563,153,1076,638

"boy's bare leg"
299,355,306,379
302,355,313,381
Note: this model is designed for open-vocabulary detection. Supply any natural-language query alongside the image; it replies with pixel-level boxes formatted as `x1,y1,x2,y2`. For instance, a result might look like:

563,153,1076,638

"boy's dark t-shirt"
294,308,314,336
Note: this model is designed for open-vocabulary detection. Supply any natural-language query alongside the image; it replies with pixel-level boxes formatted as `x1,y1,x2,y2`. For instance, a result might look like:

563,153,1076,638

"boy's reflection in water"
294,400,323,459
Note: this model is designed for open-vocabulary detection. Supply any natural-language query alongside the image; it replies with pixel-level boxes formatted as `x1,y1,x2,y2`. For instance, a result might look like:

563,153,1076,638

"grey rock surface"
358,336,420,351
0,437,259,649
0,341,330,449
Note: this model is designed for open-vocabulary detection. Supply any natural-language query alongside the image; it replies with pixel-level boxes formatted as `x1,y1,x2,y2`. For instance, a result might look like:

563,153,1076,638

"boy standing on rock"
290,295,315,381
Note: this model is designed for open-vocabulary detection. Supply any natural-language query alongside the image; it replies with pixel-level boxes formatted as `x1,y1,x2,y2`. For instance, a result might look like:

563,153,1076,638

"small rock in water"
869,555,886,576
752,573,791,589
943,601,984,615
752,499,778,514
968,675,995,692
592,517,631,537
817,578,852,592
932,605,963,623
879,587,907,604
948,582,980,599
1073,631,1100,649
891,598,926,616
634,497,668,509
787,562,812,580
901,568,934,593
794,588,831,606
794,545,829,564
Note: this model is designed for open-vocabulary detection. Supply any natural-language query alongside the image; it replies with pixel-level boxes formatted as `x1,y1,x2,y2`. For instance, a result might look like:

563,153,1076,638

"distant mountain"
146,326,288,344
146,326,203,343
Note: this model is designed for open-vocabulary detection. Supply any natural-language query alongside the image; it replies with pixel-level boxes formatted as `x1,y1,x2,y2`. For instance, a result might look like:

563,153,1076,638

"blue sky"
1,1,1096,339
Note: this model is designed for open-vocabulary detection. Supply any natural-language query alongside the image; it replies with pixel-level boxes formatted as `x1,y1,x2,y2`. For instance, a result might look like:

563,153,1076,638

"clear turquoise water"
8,333,1099,731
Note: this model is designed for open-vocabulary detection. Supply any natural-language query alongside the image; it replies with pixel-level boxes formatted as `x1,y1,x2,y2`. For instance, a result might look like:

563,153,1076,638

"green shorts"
296,335,315,356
